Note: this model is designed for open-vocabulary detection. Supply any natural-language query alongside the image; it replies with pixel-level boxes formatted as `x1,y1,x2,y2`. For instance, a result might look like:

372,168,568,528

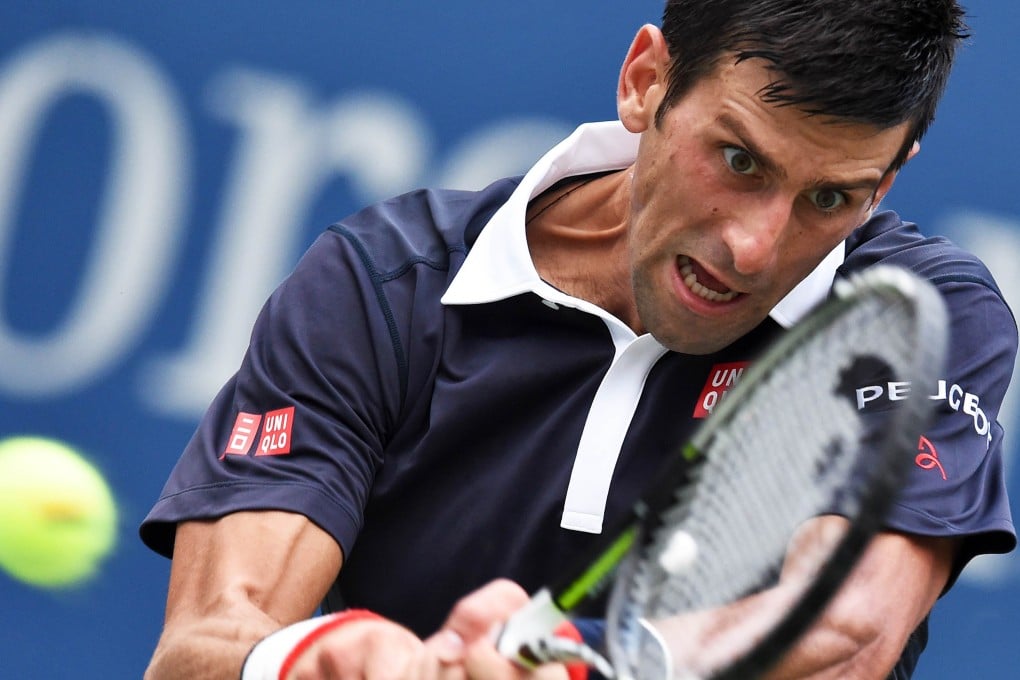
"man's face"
626,57,911,354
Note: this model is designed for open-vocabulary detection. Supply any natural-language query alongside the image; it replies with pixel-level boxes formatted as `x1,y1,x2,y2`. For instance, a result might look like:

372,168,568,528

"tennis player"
141,1,1016,678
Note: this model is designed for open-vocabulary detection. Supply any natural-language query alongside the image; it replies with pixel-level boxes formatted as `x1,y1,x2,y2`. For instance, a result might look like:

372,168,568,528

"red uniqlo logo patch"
694,361,750,418
255,406,296,456
222,412,263,458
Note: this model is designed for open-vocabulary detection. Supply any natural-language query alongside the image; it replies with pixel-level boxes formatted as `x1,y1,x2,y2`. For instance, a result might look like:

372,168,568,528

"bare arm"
144,511,507,680
763,525,957,679
144,511,343,680
654,518,958,679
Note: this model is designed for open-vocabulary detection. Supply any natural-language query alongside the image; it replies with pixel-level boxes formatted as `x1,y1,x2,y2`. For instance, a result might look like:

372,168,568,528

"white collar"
441,120,843,330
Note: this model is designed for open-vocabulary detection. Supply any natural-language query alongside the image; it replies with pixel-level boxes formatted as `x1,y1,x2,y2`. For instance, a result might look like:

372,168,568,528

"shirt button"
542,299,560,310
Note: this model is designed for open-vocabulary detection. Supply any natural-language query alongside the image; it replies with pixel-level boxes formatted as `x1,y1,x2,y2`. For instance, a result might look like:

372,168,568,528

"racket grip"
494,588,567,667
496,590,615,679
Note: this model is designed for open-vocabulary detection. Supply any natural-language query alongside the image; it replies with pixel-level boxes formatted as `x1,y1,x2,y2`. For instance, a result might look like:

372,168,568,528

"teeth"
678,256,739,302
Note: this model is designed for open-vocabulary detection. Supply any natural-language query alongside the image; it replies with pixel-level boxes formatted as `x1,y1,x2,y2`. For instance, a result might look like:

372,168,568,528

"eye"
723,146,759,175
807,189,848,212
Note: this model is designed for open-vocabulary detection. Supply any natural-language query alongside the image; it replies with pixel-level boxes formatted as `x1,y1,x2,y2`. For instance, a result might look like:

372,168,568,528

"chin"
649,327,729,356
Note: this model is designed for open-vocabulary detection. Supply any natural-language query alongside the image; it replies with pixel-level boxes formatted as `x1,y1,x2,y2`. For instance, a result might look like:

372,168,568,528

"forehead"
673,56,911,176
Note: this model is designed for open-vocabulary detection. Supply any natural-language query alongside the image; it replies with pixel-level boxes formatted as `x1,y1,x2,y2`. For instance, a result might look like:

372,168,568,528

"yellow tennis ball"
0,436,117,588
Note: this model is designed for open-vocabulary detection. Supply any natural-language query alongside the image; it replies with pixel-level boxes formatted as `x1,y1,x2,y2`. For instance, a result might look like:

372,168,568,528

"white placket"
560,329,668,534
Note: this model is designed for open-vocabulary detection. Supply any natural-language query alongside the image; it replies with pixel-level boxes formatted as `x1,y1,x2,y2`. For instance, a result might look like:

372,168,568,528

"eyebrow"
716,112,884,195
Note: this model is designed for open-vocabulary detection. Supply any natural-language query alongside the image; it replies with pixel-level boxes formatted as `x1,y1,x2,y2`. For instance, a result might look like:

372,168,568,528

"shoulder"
845,211,1007,298
844,211,1016,332
848,213,1017,571
324,177,522,276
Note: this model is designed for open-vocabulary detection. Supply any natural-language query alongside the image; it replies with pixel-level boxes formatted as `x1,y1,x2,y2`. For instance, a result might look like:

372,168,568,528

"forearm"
761,534,956,679
649,530,955,680
758,614,898,680
145,611,278,680
147,513,343,680
651,582,911,680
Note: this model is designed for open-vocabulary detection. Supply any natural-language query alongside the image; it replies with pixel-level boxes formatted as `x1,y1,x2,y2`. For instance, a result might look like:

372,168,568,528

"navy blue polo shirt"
140,123,1016,674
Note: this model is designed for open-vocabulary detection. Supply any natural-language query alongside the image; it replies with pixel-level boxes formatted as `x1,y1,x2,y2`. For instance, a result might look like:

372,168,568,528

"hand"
283,579,570,680
431,579,571,680
282,615,447,680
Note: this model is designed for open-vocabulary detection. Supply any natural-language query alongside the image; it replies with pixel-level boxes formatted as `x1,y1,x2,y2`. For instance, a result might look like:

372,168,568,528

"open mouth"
677,255,740,303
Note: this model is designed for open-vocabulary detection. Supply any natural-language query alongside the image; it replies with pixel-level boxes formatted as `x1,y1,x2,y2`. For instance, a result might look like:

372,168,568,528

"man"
141,1,1016,678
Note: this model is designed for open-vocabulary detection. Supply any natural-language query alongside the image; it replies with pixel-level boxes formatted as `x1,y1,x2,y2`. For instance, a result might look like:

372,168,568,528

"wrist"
241,609,383,680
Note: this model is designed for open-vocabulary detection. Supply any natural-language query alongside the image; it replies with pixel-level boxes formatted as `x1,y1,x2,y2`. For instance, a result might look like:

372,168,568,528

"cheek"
630,150,663,209
627,212,674,276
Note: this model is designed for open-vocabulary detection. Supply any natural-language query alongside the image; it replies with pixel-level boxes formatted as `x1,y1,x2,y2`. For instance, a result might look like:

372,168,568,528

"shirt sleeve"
882,274,1017,585
139,228,405,560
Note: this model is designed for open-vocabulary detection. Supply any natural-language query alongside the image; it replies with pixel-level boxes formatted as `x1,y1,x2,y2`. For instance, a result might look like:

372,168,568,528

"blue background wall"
1,2,1017,677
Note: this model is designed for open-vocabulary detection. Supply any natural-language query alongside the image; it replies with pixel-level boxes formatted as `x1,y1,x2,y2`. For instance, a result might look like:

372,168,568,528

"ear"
907,140,921,161
618,24,671,133
868,137,921,212
868,169,899,213
871,138,922,208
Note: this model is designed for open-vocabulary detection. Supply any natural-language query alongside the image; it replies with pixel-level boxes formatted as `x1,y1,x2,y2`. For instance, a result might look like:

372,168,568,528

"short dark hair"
656,0,969,169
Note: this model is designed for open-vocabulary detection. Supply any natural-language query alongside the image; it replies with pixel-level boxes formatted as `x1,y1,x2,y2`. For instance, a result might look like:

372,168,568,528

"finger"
462,637,570,680
434,655,468,680
364,636,440,680
441,579,531,643
423,628,467,664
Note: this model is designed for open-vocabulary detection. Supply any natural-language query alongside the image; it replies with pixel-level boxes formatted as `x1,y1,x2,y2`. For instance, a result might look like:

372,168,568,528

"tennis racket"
495,264,948,680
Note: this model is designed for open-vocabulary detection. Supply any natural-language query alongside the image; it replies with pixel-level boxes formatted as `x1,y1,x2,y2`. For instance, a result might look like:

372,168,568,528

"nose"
720,193,792,276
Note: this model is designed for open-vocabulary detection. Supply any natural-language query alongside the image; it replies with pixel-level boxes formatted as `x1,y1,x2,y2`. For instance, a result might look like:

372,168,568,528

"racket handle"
496,589,616,679
494,588,566,666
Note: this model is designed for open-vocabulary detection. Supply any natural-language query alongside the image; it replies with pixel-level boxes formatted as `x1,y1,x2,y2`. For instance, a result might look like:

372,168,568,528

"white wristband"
241,610,381,680
242,615,335,680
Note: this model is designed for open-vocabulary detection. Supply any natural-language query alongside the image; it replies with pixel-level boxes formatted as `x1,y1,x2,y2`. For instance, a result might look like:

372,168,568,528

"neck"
527,169,629,233
526,169,643,331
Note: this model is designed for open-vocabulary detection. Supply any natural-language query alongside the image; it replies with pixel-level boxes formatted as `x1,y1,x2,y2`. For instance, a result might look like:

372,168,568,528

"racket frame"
497,266,948,679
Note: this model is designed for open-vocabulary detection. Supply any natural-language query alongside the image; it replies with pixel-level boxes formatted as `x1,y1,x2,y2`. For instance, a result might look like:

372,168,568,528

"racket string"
653,339,862,613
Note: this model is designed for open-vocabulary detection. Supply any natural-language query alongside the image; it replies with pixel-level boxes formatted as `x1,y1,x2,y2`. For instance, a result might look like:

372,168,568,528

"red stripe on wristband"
277,610,383,680
553,620,589,680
